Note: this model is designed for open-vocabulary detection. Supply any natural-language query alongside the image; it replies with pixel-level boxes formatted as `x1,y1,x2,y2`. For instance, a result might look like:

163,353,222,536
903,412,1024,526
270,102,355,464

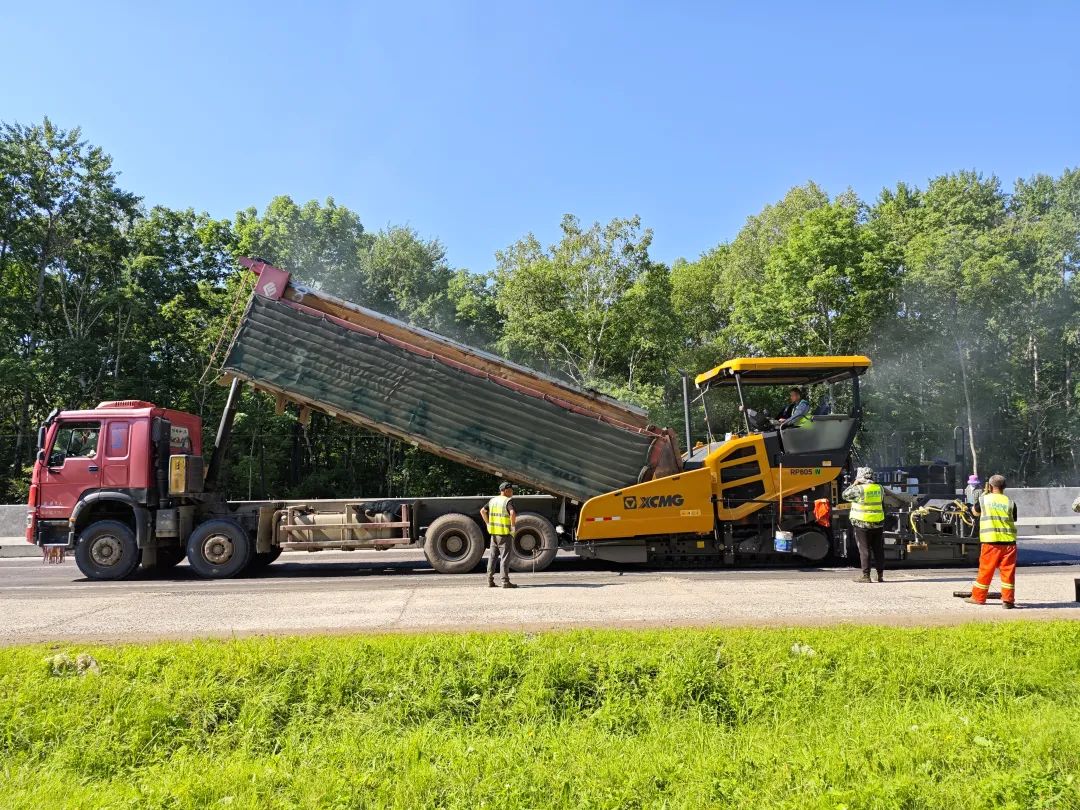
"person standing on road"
481,482,518,589
964,474,982,507
843,466,886,583
966,474,1018,609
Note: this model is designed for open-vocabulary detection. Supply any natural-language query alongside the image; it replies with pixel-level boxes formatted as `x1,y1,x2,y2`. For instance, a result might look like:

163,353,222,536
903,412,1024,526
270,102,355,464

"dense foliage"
1,117,1076,500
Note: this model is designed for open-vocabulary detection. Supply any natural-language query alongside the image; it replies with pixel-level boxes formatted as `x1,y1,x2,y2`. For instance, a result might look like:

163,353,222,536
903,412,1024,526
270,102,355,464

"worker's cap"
967,474,981,484
855,466,874,482
498,481,513,491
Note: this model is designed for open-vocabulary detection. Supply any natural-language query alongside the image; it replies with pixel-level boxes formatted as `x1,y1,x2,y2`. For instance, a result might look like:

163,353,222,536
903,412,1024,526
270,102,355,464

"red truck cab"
27,401,202,574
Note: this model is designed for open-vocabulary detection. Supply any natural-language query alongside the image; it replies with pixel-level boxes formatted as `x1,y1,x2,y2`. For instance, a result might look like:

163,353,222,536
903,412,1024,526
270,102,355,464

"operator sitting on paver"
778,387,811,428
739,388,811,432
481,482,518,589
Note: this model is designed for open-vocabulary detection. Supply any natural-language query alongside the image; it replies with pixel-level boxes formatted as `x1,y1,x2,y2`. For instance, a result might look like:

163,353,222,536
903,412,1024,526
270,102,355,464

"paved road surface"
2,550,1079,645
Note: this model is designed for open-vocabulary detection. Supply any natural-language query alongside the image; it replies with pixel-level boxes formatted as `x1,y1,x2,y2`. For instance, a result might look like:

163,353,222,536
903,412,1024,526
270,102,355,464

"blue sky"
3,1,1078,272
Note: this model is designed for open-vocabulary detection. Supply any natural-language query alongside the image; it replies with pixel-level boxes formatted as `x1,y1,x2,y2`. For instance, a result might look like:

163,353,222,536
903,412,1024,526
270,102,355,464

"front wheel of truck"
75,520,141,581
186,519,252,579
423,513,485,574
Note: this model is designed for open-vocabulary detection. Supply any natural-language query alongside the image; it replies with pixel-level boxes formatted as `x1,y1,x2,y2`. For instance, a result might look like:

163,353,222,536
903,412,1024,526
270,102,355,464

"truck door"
101,420,131,488
38,420,104,521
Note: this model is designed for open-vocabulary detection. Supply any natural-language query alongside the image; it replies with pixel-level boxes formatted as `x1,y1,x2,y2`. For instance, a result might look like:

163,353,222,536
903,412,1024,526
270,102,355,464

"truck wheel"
186,519,252,579
248,547,283,570
423,513,485,574
75,520,140,581
141,545,185,574
508,513,558,572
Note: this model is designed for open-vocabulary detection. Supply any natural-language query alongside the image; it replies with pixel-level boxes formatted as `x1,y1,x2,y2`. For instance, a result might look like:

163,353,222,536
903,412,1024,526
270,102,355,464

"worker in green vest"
481,482,518,589
966,474,1018,608
843,466,886,583
778,388,812,428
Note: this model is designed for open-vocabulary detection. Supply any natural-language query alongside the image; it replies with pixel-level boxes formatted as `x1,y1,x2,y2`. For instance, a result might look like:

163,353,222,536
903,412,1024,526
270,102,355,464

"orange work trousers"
971,543,1016,604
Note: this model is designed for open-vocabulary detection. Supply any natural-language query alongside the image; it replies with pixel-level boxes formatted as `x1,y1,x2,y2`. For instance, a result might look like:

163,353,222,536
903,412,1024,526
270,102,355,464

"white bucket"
774,530,794,553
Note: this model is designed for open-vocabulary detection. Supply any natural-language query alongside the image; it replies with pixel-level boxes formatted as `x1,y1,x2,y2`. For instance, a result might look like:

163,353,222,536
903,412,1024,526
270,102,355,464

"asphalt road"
2,549,1080,645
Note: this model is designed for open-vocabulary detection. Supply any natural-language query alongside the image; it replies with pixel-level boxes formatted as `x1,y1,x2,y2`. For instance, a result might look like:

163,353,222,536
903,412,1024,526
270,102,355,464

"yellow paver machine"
575,356,868,564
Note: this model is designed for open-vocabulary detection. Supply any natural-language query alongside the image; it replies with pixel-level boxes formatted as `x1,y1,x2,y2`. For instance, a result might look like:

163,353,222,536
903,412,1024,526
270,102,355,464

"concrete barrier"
1009,488,1080,537
0,504,36,557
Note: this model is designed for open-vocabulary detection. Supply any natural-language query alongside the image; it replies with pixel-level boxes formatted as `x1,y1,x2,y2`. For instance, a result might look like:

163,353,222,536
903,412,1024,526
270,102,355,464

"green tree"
234,196,371,297
0,118,139,483
495,214,667,395
729,196,893,356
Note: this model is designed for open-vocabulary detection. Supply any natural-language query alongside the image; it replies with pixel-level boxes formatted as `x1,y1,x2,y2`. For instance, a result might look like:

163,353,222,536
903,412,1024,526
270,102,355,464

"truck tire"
186,519,252,579
508,513,558,572
423,513,485,574
141,545,185,574
75,520,141,581
248,547,283,571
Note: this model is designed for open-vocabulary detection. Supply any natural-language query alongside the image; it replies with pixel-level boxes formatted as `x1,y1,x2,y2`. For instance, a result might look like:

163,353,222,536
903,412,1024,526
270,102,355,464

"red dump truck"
25,259,683,580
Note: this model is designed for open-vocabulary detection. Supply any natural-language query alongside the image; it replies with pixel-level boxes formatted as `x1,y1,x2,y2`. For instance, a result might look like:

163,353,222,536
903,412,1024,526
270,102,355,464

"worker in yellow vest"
480,481,518,589
966,474,1018,608
843,466,886,583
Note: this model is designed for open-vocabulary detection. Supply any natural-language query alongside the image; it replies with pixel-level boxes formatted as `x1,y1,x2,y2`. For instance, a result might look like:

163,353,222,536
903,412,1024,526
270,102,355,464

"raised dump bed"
220,261,680,501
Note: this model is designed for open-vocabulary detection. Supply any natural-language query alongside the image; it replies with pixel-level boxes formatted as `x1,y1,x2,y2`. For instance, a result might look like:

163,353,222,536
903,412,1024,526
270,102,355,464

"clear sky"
3,1,1078,272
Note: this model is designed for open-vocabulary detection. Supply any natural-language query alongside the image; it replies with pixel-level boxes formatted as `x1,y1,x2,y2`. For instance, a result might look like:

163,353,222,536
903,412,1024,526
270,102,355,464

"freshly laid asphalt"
2,548,1079,645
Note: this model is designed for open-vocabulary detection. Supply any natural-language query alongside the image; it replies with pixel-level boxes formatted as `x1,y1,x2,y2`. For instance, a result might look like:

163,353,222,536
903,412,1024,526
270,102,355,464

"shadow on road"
513,582,611,589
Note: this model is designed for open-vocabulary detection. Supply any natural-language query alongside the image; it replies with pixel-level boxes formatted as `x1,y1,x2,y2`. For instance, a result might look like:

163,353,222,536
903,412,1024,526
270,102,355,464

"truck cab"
27,401,203,578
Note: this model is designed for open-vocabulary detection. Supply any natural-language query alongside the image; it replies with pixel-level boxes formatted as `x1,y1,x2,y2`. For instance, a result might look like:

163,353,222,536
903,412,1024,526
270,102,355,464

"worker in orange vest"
965,474,1018,609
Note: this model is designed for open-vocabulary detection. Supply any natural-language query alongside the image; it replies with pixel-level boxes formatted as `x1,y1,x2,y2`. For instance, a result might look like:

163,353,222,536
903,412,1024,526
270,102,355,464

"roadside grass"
2,623,1079,809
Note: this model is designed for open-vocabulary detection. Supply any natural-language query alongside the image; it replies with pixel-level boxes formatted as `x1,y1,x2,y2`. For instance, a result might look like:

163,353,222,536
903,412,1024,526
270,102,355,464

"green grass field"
2,623,1079,809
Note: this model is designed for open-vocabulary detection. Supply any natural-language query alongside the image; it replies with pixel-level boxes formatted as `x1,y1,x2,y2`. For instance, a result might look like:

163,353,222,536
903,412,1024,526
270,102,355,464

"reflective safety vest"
978,493,1016,544
486,495,513,535
850,484,885,524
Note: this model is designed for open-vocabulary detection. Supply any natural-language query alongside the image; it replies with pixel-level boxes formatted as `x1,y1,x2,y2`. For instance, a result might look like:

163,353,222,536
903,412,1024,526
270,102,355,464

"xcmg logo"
623,494,685,510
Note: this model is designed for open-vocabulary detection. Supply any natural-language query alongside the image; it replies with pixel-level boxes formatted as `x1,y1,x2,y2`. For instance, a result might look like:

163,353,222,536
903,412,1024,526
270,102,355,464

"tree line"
1,117,1076,501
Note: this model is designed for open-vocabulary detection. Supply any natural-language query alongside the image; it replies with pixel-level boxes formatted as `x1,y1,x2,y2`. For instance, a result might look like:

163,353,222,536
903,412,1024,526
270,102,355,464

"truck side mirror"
37,425,46,449
36,449,45,464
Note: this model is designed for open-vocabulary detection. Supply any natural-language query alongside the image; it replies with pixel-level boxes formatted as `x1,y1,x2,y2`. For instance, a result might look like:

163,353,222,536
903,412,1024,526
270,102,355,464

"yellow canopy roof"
695,355,872,387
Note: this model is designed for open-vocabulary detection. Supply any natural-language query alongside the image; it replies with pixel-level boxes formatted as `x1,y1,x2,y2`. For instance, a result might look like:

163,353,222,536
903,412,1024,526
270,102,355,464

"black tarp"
222,296,656,501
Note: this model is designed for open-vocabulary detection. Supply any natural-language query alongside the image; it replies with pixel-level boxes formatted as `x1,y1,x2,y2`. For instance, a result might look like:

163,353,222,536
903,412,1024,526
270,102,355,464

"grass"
1,623,1079,809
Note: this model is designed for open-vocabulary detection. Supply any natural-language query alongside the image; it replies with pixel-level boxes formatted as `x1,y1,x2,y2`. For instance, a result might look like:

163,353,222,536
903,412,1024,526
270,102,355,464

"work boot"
502,581,519,589
962,597,985,605
487,579,497,588
1003,601,1016,610
875,572,884,583
852,574,871,584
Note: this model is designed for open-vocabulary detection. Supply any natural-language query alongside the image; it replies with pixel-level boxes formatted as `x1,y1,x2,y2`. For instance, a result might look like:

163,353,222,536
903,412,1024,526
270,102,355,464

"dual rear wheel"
422,512,558,574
